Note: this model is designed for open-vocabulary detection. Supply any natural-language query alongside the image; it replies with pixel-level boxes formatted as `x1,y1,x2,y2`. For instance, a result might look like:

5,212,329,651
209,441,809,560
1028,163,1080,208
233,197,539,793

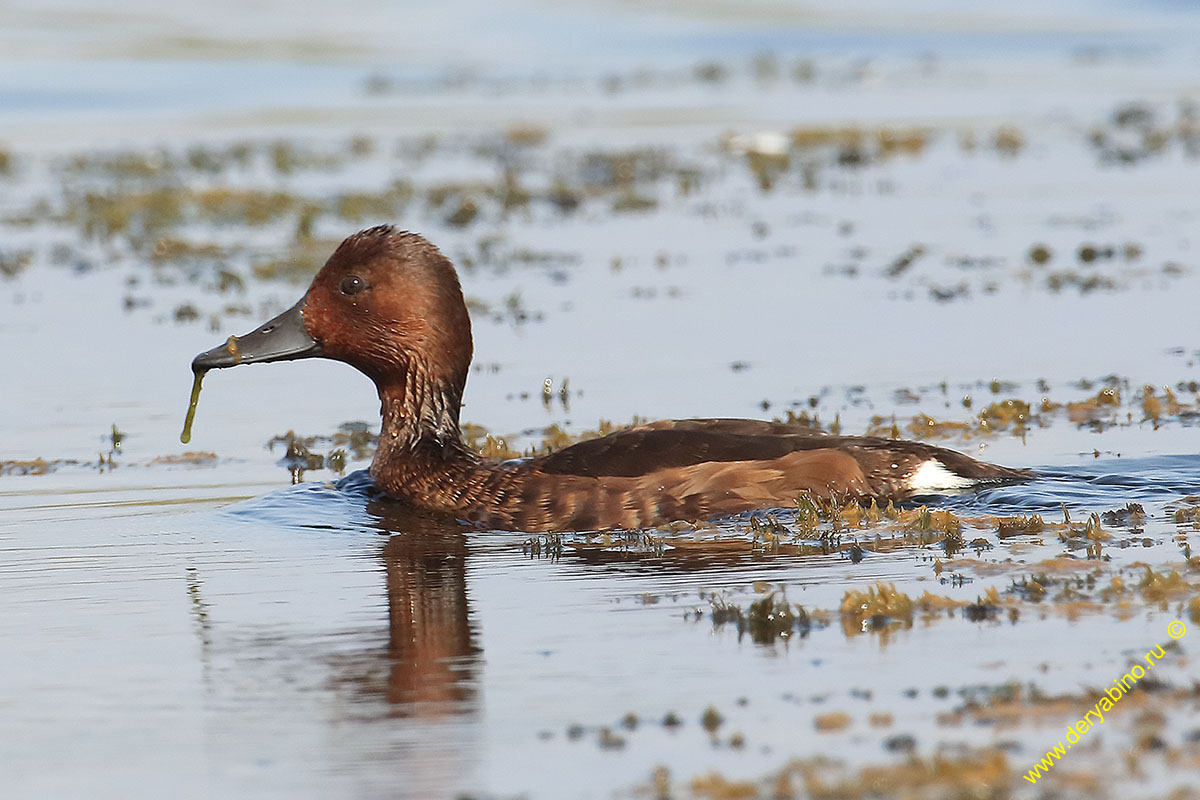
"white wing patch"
907,459,975,492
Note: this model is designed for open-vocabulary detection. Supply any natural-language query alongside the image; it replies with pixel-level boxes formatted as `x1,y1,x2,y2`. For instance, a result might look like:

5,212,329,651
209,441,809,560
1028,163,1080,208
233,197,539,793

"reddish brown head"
192,227,475,442
302,227,473,390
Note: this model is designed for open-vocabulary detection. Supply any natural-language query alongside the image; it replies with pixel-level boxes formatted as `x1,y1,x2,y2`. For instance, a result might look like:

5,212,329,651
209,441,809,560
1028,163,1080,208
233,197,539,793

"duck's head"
193,226,474,397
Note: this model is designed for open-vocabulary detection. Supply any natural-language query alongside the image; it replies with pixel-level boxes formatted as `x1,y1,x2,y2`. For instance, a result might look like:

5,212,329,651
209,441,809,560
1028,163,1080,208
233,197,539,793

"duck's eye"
339,275,366,296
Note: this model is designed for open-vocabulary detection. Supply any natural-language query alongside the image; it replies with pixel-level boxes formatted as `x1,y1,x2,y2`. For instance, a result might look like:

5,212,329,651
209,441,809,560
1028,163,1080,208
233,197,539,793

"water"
4,1,1200,797
7,461,1195,798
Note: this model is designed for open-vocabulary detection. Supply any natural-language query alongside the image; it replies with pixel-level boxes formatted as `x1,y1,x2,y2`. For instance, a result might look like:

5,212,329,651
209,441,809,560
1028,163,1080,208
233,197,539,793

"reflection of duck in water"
314,490,478,717
193,226,1030,532
372,501,478,711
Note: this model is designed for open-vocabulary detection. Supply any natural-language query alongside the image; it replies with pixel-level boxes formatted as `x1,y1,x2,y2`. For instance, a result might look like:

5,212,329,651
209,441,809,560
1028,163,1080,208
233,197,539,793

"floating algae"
180,368,207,444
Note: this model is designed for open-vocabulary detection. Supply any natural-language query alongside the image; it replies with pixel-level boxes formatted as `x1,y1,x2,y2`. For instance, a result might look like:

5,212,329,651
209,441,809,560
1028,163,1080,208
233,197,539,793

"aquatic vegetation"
993,125,1025,156
473,433,522,460
260,426,378,482
334,181,414,222
0,457,58,476
963,587,1005,621
1065,385,1121,420
772,409,828,431
906,414,972,439
522,534,563,560
1028,243,1053,264
787,124,931,166
251,236,347,283
1172,505,1200,527
1137,566,1191,603
180,369,206,444
906,506,963,538
537,418,638,455
1087,100,1200,164
914,591,967,612
1100,502,1145,528
1140,385,1186,425
611,191,657,213
996,514,1045,538
976,398,1032,433
667,747,1014,800
636,664,1200,796
707,588,811,644
883,244,926,278
840,581,913,621
1045,270,1119,293
75,188,184,240
271,431,327,482
0,249,32,278
149,452,218,465
2,95,1190,372
802,373,1200,449
859,414,902,439
813,711,851,732
699,706,723,734
596,727,625,750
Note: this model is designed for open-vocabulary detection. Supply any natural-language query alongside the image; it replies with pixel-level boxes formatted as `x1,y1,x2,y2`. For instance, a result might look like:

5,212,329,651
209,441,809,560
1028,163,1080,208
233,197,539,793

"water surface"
4,2,1200,797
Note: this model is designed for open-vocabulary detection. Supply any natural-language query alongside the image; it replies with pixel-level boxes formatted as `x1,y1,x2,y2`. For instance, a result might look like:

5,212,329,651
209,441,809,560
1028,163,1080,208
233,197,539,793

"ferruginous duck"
191,226,1030,532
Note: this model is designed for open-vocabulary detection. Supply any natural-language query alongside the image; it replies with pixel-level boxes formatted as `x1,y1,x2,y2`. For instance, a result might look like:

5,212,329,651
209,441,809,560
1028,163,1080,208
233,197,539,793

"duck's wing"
535,425,818,478
533,418,1030,495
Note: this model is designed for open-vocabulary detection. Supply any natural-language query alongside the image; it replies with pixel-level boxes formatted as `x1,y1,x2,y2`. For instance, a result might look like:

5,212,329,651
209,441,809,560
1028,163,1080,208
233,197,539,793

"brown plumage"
192,226,1032,532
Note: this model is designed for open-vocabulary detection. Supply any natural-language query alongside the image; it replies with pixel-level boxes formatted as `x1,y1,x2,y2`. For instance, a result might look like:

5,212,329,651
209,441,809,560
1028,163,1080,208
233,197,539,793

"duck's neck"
374,370,473,466
369,367,524,524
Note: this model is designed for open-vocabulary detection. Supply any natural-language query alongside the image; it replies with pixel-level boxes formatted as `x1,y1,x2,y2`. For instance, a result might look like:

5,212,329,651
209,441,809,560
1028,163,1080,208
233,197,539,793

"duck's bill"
191,300,322,371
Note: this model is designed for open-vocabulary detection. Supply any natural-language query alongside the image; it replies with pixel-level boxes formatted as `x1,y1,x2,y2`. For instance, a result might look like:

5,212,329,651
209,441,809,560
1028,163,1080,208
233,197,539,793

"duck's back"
516,418,1028,529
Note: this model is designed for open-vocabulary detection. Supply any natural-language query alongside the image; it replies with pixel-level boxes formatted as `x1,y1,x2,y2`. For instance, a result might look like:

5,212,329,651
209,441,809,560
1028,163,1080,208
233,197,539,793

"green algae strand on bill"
180,336,242,445
179,368,207,445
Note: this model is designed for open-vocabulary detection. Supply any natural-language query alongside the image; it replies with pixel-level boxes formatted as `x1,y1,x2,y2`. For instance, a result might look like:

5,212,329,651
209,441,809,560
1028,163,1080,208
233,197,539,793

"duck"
191,226,1030,532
